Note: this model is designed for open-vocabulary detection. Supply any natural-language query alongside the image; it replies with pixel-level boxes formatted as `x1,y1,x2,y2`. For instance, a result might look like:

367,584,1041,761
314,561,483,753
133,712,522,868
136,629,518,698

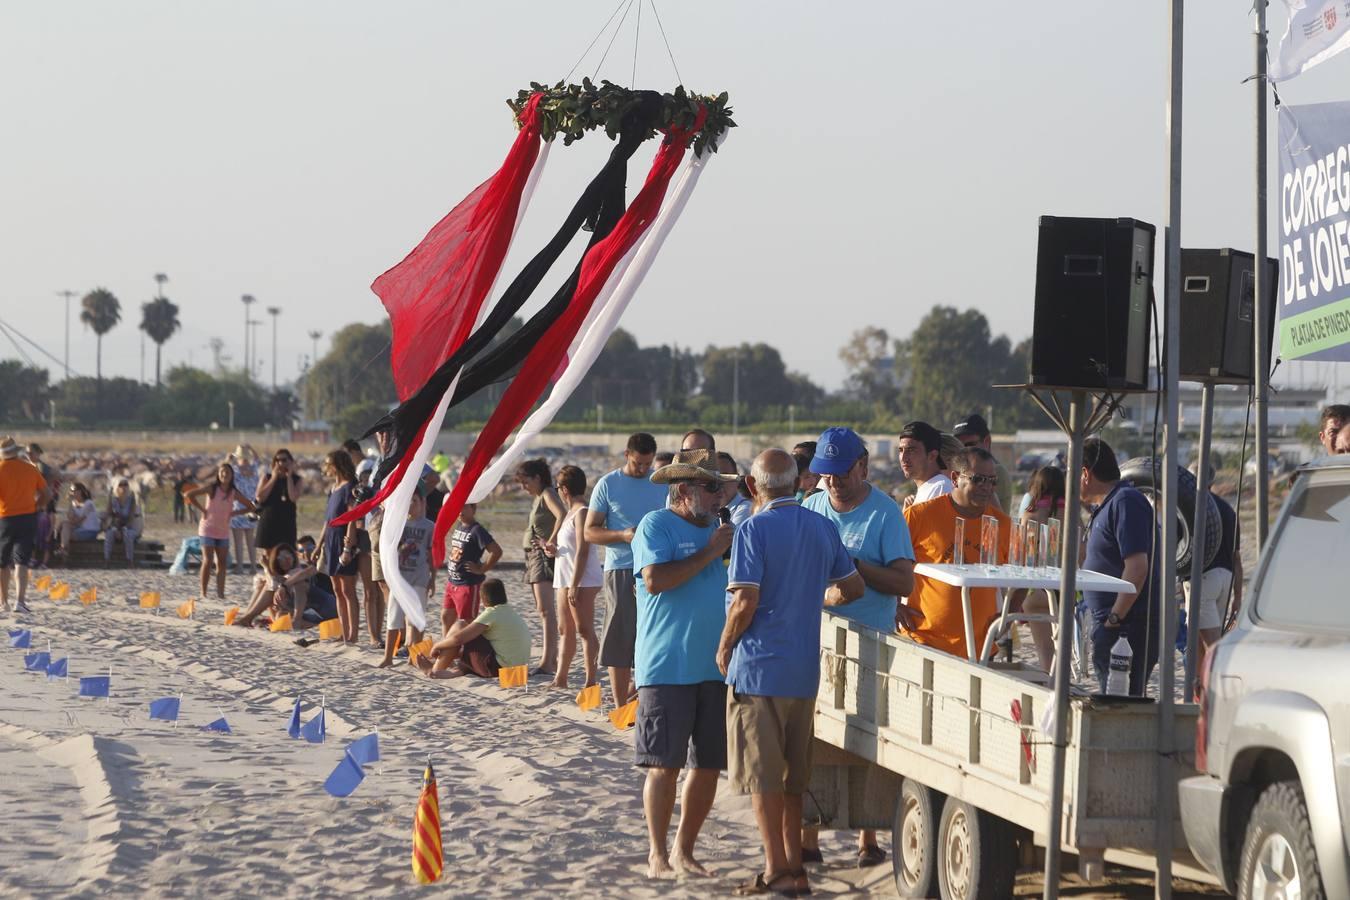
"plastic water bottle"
1106,635,1133,696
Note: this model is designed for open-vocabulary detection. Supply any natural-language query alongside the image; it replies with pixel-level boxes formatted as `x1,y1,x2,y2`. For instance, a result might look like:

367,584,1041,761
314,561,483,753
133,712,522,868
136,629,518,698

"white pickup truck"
807,586,1211,899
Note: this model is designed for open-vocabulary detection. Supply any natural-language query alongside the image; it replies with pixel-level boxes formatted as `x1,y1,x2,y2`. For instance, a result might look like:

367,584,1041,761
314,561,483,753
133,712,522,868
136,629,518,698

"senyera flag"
412,762,443,884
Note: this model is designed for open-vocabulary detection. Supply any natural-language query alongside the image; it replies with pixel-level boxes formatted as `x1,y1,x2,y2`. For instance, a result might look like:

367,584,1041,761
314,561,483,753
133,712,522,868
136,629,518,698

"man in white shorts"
1183,466,1242,678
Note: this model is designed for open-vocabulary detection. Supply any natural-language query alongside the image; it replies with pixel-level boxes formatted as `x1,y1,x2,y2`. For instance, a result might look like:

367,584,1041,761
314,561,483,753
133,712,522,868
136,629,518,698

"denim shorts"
634,681,728,770
200,536,230,548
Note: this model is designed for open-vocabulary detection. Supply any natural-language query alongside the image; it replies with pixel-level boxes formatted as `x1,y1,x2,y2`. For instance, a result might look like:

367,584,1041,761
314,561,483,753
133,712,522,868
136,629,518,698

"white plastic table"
910,563,1136,664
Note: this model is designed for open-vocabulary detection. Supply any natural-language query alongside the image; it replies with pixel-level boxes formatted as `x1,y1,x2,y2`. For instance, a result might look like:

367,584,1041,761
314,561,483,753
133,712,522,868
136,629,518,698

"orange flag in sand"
176,600,195,619
575,684,602,711
223,606,240,626
407,639,433,664
609,698,638,730
269,614,293,632
79,586,97,605
49,582,70,601
497,665,528,689
318,619,342,640
139,591,161,609
34,574,52,591
411,763,443,884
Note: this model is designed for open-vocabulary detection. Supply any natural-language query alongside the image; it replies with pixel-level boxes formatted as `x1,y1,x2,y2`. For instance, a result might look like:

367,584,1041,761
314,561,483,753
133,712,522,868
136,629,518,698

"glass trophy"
952,516,966,567
980,515,1000,573
1046,517,1062,572
1023,521,1040,576
1009,522,1025,575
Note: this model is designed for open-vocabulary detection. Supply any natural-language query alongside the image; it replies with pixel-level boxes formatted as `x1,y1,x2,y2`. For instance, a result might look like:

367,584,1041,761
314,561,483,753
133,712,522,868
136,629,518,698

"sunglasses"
676,479,723,495
962,474,999,487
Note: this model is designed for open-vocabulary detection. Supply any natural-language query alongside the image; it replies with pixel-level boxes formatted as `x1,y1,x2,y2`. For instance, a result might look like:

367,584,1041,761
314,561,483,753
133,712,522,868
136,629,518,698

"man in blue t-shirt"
585,432,668,711
630,449,736,880
718,449,863,896
1080,438,1162,695
800,426,914,867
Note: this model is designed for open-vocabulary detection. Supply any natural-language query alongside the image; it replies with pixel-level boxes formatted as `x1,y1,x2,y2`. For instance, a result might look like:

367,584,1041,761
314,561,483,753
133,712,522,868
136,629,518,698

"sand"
0,563,893,898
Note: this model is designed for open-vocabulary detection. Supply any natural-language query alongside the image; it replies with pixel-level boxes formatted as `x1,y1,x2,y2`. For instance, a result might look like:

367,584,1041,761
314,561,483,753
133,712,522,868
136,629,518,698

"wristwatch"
1106,612,1122,627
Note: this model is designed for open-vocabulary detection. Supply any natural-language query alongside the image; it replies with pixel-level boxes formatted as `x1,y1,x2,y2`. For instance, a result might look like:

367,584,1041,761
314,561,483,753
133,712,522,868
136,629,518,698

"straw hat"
0,436,19,459
233,444,258,463
650,449,739,485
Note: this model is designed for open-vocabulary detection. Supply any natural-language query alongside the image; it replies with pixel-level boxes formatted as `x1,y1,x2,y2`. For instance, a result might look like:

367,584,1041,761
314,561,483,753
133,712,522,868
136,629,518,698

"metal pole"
59,290,75,379
1254,2,1271,549
1184,382,1214,699
1042,389,1086,900
1156,3,1185,892
732,347,740,437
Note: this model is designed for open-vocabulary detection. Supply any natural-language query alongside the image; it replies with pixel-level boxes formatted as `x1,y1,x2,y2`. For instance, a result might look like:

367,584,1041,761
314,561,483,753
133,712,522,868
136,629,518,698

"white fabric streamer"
468,138,721,503
379,141,552,630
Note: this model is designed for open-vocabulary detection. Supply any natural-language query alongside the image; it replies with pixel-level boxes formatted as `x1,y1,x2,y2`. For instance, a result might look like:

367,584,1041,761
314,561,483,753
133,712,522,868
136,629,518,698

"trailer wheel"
892,778,941,898
936,797,1016,900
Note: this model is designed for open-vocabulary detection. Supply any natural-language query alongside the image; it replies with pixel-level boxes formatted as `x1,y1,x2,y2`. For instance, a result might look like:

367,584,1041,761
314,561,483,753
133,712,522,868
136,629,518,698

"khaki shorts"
369,521,384,583
727,691,815,795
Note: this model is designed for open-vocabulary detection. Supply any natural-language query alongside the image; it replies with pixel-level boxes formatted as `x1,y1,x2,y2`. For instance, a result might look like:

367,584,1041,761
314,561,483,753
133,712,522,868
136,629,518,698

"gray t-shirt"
397,517,435,586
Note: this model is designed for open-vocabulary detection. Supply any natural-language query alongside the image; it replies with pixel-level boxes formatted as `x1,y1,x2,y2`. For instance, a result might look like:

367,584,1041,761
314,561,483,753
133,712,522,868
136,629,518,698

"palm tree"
140,297,181,387
80,288,121,388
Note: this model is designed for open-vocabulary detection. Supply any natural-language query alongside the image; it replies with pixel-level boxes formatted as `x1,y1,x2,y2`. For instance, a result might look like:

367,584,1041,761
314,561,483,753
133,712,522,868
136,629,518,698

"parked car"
1017,448,1062,472
1179,456,1350,897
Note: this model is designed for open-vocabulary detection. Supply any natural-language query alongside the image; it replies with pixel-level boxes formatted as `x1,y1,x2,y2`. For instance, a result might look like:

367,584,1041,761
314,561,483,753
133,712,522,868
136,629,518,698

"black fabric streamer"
363,93,663,490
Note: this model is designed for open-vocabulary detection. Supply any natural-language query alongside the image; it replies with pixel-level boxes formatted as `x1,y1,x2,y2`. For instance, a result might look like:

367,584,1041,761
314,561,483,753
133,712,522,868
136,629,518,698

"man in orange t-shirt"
0,436,51,613
902,447,1011,659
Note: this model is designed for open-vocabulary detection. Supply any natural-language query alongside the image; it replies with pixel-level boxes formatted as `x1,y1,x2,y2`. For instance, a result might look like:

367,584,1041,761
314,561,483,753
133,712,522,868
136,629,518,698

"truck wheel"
892,778,941,898
1237,780,1323,900
936,796,1016,900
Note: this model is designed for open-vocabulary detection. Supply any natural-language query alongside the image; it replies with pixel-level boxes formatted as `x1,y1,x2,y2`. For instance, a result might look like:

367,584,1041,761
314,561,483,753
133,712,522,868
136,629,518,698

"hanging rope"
0,316,81,377
649,0,683,86
592,0,637,81
631,0,643,87
562,0,630,83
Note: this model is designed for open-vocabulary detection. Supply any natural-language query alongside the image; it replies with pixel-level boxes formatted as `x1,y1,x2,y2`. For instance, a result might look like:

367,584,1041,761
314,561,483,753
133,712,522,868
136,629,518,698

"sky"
3,1,1349,394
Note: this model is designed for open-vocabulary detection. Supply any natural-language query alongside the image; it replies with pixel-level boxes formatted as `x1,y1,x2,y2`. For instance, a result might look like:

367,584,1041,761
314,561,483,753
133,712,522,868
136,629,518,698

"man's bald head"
750,449,798,499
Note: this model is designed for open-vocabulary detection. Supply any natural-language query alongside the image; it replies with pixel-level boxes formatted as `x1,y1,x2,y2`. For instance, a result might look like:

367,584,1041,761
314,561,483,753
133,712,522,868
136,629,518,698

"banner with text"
1278,101,1350,362
1270,0,1350,82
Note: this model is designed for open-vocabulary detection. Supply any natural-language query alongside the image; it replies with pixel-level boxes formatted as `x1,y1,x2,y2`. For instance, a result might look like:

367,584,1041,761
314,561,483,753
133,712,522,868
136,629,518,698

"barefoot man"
416,578,529,679
631,449,736,878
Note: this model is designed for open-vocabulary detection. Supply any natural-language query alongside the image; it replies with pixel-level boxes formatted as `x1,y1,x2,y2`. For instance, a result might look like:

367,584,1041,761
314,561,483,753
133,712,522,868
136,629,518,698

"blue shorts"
200,536,230,548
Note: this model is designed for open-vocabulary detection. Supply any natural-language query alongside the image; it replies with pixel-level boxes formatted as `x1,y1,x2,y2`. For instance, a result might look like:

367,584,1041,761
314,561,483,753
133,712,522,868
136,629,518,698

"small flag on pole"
347,732,380,766
317,618,342,640
323,752,366,797
287,697,302,738
301,701,326,744
34,574,52,591
575,684,602,711
9,629,32,649
407,638,433,665
609,697,638,731
47,657,68,679
176,599,196,619
24,651,51,672
79,675,111,698
411,762,444,884
202,716,232,734
49,582,70,601
78,587,97,604
269,614,293,632
223,606,240,626
139,591,161,609
497,665,528,689
149,696,181,722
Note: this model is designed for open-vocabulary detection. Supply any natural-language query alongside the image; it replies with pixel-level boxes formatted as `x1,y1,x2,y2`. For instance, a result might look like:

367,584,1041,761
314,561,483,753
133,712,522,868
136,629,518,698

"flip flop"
734,871,799,896
857,845,886,868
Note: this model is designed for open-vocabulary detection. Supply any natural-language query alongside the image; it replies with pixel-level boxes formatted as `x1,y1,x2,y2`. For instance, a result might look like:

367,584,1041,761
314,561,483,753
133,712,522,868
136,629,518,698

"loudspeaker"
1179,248,1277,384
1031,216,1155,390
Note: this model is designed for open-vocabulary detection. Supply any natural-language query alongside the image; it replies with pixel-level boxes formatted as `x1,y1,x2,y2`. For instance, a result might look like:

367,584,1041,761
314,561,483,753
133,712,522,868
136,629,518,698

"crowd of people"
3,403,1349,892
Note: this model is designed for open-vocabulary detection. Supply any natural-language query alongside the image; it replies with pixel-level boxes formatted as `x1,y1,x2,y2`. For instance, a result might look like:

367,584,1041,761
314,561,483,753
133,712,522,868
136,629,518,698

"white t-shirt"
914,473,955,504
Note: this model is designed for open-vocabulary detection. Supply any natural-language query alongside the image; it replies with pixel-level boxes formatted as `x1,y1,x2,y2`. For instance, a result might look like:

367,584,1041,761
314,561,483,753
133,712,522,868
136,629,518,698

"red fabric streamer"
431,112,706,563
375,94,544,401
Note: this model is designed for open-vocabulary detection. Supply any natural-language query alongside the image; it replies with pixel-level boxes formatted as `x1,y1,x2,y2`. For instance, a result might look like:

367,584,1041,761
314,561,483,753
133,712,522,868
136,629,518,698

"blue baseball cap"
810,427,866,476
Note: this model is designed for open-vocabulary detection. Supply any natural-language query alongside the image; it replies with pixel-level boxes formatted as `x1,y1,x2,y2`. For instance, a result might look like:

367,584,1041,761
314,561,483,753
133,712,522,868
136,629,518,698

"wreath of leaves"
507,79,735,157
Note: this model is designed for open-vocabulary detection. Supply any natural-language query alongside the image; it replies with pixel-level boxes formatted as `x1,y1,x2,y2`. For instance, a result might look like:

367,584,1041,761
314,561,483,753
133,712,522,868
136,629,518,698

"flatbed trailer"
807,611,1219,898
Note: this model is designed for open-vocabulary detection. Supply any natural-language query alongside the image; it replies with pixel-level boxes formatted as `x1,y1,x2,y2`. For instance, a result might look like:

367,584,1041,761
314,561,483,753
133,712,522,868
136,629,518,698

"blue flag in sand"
79,675,110,698
24,651,51,672
322,752,366,797
202,717,232,734
287,697,302,738
149,697,181,722
9,630,32,649
301,708,326,744
7,627,24,638
347,732,379,766
46,657,68,679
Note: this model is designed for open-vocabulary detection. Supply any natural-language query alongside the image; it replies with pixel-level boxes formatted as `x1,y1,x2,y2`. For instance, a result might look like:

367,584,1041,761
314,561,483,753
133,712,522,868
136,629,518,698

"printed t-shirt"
903,495,1011,658
74,499,101,532
0,459,47,518
448,520,495,586
473,604,531,668
726,499,855,698
1208,494,1237,573
631,508,727,686
1082,481,1160,621
588,468,667,571
915,473,955,504
803,485,914,632
396,517,435,586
